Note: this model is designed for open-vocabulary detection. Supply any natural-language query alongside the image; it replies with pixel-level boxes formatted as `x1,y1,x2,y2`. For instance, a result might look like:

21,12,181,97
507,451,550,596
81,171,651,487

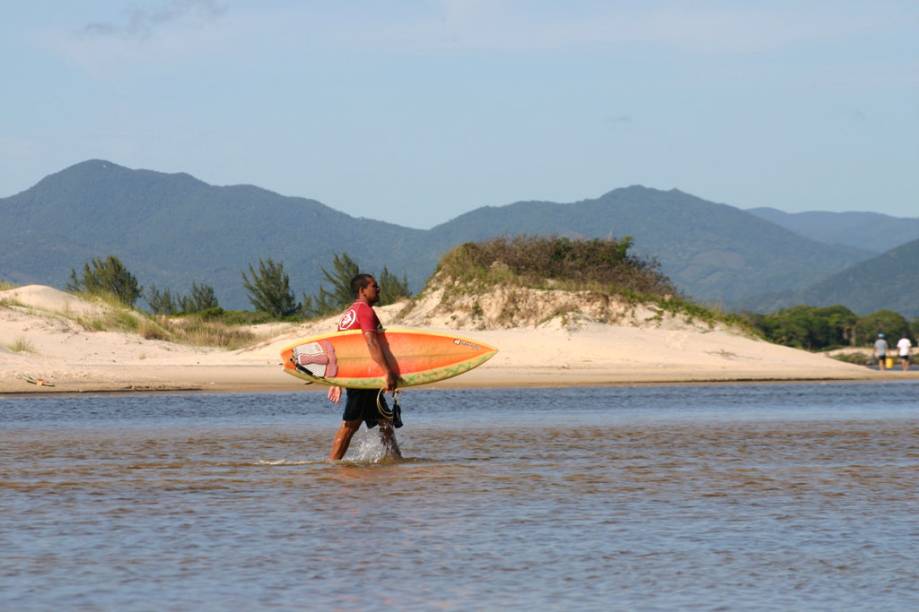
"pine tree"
179,283,220,313
146,284,177,315
241,258,300,318
315,252,360,314
68,255,142,306
378,266,411,305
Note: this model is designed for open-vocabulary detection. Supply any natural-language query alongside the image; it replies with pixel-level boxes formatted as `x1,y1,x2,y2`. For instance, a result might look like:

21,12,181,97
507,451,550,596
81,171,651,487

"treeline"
742,305,918,350
66,253,409,320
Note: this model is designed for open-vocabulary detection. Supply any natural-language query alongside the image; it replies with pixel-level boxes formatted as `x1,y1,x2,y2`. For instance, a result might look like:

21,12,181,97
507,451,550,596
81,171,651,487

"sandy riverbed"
1,285,906,394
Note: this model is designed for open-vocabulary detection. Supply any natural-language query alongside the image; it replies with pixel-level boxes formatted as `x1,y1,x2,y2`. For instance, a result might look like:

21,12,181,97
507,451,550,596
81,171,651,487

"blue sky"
2,1,917,228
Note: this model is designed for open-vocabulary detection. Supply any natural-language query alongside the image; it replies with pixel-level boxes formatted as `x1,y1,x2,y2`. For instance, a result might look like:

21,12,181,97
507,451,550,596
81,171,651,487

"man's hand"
385,370,397,392
327,385,342,404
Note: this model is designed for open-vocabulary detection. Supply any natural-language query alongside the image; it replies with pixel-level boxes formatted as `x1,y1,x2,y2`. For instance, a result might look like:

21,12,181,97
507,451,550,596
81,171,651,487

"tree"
815,305,858,347
747,304,858,350
146,284,177,315
314,252,360,315
378,266,411,305
854,310,912,345
179,283,220,313
68,255,142,306
299,252,411,318
241,258,300,318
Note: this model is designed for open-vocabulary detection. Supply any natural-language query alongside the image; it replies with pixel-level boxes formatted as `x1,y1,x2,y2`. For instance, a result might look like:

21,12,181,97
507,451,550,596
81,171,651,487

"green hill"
0,160,429,308
748,207,919,253
0,160,872,309
425,187,869,305
793,239,919,316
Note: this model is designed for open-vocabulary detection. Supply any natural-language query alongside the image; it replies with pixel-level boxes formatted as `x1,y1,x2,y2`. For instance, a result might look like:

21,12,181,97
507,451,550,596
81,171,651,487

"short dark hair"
350,273,375,298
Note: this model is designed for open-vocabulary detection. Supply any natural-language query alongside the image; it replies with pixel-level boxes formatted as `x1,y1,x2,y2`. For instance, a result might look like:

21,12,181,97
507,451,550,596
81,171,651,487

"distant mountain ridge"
0,160,428,308
0,160,874,309
426,187,870,305
747,207,919,253
747,238,919,317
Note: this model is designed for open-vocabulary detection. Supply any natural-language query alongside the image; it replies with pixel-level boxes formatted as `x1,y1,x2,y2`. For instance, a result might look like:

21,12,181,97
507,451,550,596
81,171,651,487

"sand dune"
0,285,897,394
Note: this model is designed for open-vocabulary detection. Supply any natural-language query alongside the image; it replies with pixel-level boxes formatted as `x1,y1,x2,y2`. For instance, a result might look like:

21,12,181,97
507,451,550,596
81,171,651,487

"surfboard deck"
280,327,497,388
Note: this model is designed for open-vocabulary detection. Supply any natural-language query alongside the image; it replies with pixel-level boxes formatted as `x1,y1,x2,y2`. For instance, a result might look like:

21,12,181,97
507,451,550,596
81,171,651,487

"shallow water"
2,383,918,610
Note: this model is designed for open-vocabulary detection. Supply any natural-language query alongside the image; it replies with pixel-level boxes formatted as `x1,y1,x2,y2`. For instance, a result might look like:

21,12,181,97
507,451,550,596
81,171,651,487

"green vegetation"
190,309,274,325
7,336,34,353
147,282,220,315
830,352,871,366
0,280,16,291
743,305,914,351
437,236,675,296
67,255,142,306
743,305,856,350
73,300,254,349
146,284,177,315
151,317,255,350
427,236,749,330
308,252,359,316
378,266,411,306
241,258,300,318
305,253,412,316
55,249,411,345
3,161,875,311
180,283,220,313
75,303,142,334
852,310,912,345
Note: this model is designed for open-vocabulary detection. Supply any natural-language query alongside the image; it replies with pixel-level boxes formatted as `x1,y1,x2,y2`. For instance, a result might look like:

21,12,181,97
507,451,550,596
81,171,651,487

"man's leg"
878,356,886,370
329,419,362,460
378,420,402,459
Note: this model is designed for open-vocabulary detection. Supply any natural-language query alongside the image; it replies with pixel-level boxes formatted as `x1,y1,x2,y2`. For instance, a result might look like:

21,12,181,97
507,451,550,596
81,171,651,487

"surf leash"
376,388,403,428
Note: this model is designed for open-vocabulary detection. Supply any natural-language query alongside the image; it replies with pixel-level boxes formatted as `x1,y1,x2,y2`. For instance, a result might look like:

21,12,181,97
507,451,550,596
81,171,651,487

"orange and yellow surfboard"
280,327,497,388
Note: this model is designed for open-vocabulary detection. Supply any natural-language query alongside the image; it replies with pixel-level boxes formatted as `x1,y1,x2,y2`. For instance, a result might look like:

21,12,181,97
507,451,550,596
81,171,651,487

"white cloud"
80,0,226,40
34,1,230,75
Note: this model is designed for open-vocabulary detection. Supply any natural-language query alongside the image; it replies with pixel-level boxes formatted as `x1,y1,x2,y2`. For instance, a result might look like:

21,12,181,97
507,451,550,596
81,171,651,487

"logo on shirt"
338,308,356,330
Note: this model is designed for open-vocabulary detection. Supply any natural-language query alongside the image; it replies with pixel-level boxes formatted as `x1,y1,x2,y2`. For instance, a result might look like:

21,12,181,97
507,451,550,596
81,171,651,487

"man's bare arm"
363,331,398,390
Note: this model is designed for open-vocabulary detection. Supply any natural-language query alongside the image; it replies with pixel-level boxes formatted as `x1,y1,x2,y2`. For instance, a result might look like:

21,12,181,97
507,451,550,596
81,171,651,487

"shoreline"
5,284,914,398
4,366,915,396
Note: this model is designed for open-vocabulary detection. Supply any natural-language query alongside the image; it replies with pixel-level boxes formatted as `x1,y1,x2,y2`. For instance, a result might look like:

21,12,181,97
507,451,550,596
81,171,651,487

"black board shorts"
343,388,387,428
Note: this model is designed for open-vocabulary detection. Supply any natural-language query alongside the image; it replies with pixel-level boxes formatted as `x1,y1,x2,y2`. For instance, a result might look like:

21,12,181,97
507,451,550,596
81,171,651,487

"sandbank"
2,285,909,395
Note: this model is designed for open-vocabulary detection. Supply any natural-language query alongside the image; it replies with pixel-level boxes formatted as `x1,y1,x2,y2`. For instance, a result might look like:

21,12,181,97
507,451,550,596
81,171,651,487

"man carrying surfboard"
327,274,401,460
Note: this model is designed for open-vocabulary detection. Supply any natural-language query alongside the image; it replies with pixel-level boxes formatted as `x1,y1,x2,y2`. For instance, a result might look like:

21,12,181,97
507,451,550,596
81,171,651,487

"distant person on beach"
326,273,401,461
896,335,912,371
874,333,888,370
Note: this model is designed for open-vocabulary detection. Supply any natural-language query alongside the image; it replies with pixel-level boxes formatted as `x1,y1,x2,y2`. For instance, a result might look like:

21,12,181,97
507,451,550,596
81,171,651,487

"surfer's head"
351,273,380,304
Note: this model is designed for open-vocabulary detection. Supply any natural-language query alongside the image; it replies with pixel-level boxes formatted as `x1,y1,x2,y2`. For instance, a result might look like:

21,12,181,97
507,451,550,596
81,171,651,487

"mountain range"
748,207,919,253
0,160,914,312
747,238,919,317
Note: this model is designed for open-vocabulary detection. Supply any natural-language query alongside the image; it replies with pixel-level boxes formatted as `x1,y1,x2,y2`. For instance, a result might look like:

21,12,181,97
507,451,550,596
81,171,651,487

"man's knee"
341,419,362,433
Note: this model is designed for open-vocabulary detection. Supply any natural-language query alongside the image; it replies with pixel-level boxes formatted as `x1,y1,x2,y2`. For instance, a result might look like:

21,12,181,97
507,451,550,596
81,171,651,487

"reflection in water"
1,384,917,610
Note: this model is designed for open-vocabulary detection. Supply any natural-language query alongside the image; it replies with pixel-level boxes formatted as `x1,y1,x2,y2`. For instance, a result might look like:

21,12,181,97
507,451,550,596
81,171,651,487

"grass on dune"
431,236,756,332
6,336,35,353
65,291,258,349
76,309,257,350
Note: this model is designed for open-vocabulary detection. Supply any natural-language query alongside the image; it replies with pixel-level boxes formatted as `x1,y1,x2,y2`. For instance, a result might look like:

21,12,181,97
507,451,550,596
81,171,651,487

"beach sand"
1,285,906,394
